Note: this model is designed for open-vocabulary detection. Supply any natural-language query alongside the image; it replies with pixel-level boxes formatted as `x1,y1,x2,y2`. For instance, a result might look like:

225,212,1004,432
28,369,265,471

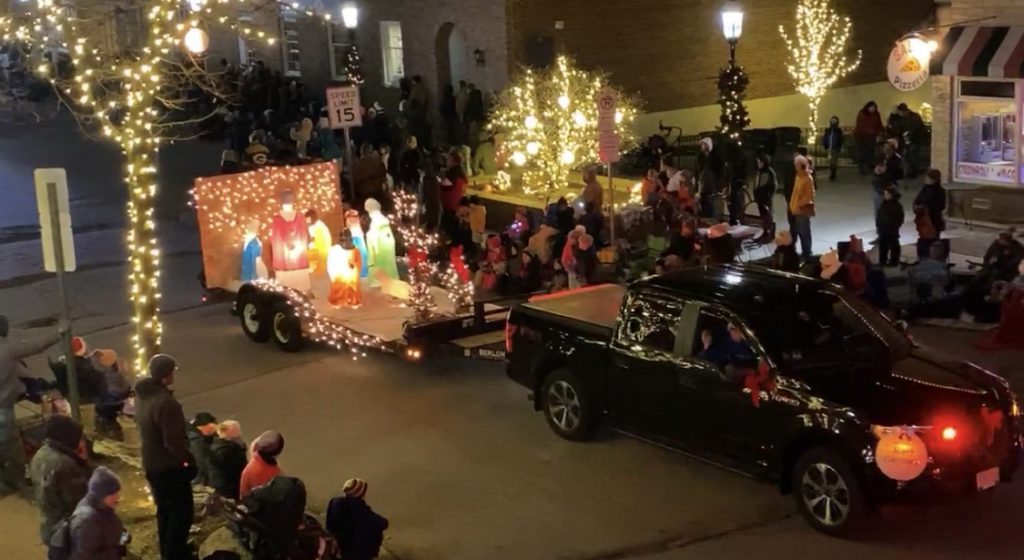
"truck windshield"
754,288,912,365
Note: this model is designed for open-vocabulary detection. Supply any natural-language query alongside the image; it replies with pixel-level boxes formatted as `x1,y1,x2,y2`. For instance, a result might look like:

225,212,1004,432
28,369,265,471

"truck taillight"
505,313,514,353
941,426,957,441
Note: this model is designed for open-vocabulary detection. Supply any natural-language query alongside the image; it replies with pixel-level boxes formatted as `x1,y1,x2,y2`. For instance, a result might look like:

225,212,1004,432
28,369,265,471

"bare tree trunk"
124,138,162,373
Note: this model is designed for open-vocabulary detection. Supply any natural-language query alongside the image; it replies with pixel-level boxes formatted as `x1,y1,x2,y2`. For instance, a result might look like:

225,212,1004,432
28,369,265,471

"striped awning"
931,26,1024,78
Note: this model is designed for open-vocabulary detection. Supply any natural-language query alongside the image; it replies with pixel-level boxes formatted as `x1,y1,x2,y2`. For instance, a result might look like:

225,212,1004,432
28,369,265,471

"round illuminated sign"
888,37,931,92
875,430,928,481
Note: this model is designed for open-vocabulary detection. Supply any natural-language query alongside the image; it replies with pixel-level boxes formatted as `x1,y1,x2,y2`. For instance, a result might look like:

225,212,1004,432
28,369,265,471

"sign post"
34,168,80,422
596,89,619,244
326,86,364,202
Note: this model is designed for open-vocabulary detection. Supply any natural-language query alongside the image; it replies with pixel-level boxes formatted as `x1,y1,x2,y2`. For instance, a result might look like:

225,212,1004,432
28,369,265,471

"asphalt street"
18,304,1024,560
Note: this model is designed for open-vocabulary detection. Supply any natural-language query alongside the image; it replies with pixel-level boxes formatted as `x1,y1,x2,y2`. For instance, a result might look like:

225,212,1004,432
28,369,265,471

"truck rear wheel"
542,369,597,441
271,300,304,352
238,291,270,343
792,447,868,537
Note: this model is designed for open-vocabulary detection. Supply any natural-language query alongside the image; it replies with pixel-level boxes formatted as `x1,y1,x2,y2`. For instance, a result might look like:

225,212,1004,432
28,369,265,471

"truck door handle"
613,359,631,370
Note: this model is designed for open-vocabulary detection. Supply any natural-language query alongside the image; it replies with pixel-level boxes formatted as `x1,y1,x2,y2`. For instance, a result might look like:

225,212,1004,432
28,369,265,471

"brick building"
213,0,932,133
928,0,1024,224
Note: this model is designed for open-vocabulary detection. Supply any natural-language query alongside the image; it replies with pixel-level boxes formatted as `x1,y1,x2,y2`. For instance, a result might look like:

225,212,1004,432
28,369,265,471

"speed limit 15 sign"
326,86,363,129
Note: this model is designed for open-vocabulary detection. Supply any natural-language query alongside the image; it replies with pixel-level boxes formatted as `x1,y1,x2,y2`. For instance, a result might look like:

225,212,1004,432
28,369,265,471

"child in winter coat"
770,231,801,273
326,478,389,560
876,187,905,267
561,226,585,289
91,349,131,441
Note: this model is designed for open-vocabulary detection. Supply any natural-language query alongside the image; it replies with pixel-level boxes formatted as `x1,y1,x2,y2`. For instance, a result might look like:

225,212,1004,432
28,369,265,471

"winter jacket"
134,377,191,474
789,170,815,217
28,440,90,543
821,126,844,151
0,337,27,408
876,197,905,237
854,109,883,144
67,495,125,560
326,496,389,560
242,475,306,556
239,453,282,498
696,150,724,195
581,180,604,213
209,437,247,500
398,148,422,186
187,424,215,486
913,182,947,234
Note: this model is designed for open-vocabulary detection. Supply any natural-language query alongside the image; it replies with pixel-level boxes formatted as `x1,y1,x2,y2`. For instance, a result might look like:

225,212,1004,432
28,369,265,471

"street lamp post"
340,2,359,201
721,1,743,67
719,1,746,225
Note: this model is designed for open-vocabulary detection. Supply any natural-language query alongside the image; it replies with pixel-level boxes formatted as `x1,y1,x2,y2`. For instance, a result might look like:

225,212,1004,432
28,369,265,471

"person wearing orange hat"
326,478,389,560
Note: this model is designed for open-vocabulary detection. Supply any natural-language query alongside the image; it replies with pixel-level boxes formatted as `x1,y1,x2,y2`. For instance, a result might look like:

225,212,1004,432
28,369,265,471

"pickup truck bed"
517,284,626,338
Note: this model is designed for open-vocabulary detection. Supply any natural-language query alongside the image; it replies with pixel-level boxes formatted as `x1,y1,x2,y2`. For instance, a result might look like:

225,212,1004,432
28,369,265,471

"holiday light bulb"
511,151,527,166
557,95,570,109
526,142,539,155
524,115,538,129
560,150,575,165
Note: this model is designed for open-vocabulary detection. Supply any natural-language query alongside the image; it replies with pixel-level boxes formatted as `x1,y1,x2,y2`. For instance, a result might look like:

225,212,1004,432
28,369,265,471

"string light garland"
778,0,862,136
0,0,347,373
191,162,342,244
250,278,384,356
489,55,640,198
717,63,750,142
391,192,474,320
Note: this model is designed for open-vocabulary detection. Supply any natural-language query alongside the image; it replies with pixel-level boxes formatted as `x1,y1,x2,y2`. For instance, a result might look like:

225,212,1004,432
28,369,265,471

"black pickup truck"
505,265,1021,535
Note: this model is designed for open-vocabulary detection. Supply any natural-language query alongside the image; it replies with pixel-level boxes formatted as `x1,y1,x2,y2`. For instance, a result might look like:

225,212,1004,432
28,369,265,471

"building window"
327,23,349,81
280,9,301,77
955,78,1020,185
380,21,404,87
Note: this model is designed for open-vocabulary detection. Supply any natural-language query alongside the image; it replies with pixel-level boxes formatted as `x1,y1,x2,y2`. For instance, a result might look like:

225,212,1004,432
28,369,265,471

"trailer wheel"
238,291,270,343
271,300,304,352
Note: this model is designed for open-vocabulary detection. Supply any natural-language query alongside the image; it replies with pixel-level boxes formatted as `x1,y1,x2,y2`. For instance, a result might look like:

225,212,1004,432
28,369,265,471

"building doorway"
435,22,467,92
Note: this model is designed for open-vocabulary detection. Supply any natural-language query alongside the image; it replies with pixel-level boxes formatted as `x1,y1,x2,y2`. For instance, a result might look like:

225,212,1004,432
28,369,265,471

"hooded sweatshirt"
134,377,191,474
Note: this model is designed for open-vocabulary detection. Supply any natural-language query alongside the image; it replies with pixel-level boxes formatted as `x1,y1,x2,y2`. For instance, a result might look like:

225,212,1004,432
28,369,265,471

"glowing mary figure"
364,198,399,287
346,209,370,279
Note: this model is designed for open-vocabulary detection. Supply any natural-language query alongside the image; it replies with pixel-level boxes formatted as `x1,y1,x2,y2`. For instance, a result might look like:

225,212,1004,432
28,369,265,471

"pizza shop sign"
888,36,932,92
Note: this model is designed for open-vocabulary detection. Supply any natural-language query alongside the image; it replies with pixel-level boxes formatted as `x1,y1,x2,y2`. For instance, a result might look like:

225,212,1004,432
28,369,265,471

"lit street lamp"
720,0,743,65
341,1,358,30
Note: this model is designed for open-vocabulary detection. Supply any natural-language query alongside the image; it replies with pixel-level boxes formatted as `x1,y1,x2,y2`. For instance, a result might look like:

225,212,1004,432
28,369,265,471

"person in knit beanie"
326,478,389,560
67,466,126,560
29,415,89,544
239,430,285,498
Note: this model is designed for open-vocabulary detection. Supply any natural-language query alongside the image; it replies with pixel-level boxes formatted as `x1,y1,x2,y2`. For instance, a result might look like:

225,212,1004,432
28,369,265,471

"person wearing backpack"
49,466,126,560
29,416,90,546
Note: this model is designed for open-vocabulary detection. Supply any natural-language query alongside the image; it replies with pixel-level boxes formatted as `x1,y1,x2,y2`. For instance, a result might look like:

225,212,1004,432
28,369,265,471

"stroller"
202,476,340,560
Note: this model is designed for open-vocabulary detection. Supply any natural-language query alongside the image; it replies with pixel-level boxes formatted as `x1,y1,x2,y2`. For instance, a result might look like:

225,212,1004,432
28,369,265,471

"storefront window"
955,79,1019,185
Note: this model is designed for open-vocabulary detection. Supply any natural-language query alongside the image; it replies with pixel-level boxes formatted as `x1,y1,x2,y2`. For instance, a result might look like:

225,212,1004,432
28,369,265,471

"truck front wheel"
271,300,304,352
792,447,868,537
542,369,597,441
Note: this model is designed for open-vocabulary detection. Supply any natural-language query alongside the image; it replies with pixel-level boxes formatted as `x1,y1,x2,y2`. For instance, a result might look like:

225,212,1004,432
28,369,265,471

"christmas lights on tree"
717,63,750,142
778,0,861,136
489,55,639,198
1,0,338,373
344,43,364,86
391,192,473,321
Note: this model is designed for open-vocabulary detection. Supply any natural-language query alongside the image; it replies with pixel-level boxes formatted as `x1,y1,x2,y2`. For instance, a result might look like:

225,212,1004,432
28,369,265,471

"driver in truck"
697,323,756,378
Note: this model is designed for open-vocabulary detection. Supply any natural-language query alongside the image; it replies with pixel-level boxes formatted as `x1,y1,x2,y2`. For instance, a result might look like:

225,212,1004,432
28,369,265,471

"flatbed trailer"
230,279,526,361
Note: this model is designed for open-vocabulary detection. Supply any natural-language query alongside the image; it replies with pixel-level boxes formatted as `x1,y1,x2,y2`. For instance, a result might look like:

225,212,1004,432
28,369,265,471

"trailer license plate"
976,467,1000,491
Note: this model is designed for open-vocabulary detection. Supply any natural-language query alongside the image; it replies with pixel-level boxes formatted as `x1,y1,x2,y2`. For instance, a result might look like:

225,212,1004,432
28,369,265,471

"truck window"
616,293,683,355
691,309,757,373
